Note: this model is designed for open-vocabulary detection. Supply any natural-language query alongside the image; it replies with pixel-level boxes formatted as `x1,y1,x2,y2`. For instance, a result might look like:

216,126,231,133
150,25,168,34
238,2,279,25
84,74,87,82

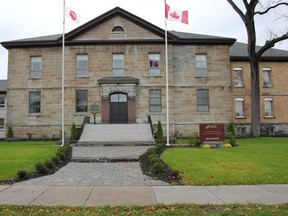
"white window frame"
195,54,207,76
149,89,162,113
30,56,42,78
29,91,41,114
263,67,272,88
112,54,125,75
233,67,244,87
0,97,5,108
235,98,245,118
264,98,274,118
197,89,209,112
76,54,89,76
148,53,160,76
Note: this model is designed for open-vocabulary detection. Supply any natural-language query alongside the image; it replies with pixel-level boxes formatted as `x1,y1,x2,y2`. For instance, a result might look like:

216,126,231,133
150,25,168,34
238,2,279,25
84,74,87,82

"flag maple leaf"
170,11,180,19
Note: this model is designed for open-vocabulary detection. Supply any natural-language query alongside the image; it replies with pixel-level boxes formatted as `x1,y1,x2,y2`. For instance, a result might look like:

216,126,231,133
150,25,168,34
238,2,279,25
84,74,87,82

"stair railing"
147,115,154,137
78,116,91,140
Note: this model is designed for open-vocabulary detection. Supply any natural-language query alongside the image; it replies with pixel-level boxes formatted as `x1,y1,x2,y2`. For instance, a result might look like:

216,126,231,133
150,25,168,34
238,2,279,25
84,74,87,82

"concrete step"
78,124,155,145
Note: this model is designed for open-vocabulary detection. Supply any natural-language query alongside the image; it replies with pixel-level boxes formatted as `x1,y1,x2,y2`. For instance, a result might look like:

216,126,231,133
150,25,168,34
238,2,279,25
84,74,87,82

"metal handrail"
78,116,90,139
147,115,154,136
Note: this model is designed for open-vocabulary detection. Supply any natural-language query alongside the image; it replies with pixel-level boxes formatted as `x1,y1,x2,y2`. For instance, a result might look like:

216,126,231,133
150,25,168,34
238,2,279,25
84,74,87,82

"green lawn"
162,137,288,185
0,141,59,180
0,204,288,216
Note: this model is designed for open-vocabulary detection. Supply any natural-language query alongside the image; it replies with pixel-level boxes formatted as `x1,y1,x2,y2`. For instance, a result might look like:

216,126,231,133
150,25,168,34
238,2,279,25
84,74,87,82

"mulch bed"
139,148,182,185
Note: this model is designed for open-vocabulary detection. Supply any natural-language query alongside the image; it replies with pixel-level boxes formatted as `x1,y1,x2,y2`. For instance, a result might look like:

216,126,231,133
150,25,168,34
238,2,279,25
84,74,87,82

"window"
197,89,209,112
30,56,42,78
233,68,243,87
0,97,5,108
195,54,207,76
149,89,162,112
266,127,275,135
263,68,272,87
29,91,41,113
76,54,88,76
112,26,124,32
76,90,88,112
112,54,125,75
0,118,4,129
264,98,274,117
236,127,246,136
149,53,160,76
235,98,245,118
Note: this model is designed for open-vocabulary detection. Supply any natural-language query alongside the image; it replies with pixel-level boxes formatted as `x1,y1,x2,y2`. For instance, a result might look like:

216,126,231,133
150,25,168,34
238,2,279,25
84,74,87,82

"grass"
161,137,288,185
0,204,288,215
0,141,59,180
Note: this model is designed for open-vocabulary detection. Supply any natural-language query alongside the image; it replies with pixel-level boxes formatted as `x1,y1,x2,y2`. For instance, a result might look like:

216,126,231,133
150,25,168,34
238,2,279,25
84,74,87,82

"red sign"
199,123,225,143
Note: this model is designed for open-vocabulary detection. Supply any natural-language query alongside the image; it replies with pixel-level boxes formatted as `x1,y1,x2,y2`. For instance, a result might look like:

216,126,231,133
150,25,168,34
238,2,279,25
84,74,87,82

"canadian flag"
65,5,81,24
165,3,189,25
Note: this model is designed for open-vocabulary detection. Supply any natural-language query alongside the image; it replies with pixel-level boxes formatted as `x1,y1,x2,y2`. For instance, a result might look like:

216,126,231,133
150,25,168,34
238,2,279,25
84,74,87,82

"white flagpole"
164,0,170,146
61,0,65,146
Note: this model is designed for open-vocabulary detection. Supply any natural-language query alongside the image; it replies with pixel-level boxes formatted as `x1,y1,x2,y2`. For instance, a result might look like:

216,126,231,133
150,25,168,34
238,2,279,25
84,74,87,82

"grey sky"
0,0,287,79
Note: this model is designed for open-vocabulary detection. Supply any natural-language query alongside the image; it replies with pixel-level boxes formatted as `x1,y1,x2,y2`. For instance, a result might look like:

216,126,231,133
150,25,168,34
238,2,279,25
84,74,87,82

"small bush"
17,169,28,180
149,156,161,166
40,133,49,140
51,155,61,165
155,144,164,154
59,144,72,157
203,144,211,149
224,144,232,148
155,121,163,139
45,159,55,169
190,132,201,147
56,151,66,161
152,162,165,174
35,162,49,174
70,122,78,140
146,147,157,156
6,125,14,138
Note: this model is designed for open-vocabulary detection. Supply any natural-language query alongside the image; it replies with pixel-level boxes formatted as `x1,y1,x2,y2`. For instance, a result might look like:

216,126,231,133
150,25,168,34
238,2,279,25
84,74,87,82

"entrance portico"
98,76,139,124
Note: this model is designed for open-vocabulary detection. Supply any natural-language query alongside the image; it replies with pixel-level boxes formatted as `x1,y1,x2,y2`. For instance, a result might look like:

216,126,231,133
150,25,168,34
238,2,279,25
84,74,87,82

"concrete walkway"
0,184,288,206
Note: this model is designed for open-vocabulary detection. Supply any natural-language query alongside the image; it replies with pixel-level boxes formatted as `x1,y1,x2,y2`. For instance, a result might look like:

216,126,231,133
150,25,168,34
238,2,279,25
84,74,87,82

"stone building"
1,7,288,139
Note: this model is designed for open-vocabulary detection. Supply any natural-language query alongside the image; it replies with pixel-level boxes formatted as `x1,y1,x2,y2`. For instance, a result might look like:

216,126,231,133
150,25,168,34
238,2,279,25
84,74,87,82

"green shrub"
146,147,157,156
152,161,165,174
155,121,163,139
228,121,237,146
155,144,164,154
56,151,66,161
35,162,49,174
40,133,49,140
60,144,72,156
51,155,61,165
190,132,201,147
149,156,161,166
45,159,55,169
17,169,28,180
6,125,14,138
70,122,78,140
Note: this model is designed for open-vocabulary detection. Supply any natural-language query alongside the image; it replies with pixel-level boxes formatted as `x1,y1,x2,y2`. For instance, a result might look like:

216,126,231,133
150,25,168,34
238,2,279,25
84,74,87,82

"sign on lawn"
199,123,225,143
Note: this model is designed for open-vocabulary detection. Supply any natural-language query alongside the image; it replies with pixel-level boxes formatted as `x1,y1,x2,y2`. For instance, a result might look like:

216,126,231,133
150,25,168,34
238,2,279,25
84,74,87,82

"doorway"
110,93,128,124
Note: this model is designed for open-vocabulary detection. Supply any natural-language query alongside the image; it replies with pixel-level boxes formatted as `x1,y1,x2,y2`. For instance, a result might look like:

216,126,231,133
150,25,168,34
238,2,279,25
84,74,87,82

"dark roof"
97,76,139,85
1,7,235,49
0,80,7,93
230,42,288,61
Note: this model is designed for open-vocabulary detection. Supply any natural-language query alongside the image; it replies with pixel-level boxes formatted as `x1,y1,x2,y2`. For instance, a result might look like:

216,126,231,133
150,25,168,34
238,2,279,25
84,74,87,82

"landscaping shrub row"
139,144,181,184
16,144,72,181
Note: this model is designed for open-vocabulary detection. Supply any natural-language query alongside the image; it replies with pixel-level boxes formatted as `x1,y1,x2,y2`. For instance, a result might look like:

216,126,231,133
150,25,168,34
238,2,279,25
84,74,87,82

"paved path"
16,162,168,186
0,184,288,206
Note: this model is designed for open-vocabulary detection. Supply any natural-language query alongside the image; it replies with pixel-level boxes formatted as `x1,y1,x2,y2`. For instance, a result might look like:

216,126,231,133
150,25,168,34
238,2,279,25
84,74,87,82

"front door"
110,93,128,124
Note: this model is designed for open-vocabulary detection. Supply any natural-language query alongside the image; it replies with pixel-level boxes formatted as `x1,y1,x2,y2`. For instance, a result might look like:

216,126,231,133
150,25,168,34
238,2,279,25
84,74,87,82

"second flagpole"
61,0,65,146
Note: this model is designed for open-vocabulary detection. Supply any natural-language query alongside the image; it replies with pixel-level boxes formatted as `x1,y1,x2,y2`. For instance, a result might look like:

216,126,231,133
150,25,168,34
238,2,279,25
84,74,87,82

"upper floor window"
197,89,209,112
149,89,162,112
76,90,88,113
264,98,274,118
76,54,88,76
233,68,243,87
0,97,5,108
263,68,272,87
149,53,160,76
30,56,42,78
29,91,41,113
195,54,207,76
112,54,125,75
235,98,245,118
112,26,124,32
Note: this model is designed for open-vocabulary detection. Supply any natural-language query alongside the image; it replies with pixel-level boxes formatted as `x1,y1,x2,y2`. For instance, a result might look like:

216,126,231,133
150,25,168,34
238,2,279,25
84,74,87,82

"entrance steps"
77,124,155,146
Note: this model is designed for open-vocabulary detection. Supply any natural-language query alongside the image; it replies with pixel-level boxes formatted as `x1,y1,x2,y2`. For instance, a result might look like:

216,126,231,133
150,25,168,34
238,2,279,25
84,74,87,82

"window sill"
74,76,90,79
197,112,210,115
264,116,275,119
28,113,42,117
28,77,43,80
235,116,246,119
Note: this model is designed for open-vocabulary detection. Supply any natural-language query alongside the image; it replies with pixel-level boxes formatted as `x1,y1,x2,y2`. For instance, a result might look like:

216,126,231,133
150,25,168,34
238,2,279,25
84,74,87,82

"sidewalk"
0,184,288,206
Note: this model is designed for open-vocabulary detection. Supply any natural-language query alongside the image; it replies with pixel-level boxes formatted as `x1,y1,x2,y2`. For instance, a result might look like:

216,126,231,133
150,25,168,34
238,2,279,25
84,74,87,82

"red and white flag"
65,5,81,24
165,3,189,25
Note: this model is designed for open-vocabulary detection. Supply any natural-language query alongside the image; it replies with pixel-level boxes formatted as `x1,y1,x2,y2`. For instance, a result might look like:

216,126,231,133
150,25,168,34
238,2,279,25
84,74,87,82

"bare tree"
227,0,288,137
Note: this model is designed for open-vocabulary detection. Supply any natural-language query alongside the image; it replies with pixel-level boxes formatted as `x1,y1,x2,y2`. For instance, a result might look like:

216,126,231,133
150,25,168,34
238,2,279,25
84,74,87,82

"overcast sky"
0,0,287,79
